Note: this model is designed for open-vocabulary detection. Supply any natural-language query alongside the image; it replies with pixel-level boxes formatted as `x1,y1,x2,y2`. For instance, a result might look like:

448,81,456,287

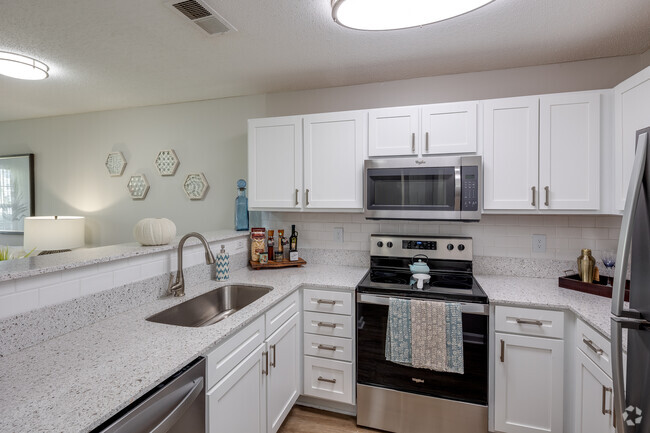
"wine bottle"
289,224,298,261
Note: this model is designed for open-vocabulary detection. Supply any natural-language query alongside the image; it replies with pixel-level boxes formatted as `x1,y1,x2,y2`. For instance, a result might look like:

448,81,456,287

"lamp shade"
23,216,85,251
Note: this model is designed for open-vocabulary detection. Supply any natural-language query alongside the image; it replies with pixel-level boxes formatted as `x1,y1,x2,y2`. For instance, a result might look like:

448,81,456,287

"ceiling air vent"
170,0,236,36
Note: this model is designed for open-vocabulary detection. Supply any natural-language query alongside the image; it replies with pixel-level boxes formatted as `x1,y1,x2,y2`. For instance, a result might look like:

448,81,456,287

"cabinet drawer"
304,311,352,338
303,288,352,316
495,305,564,339
304,334,353,362
303,356,354,404
577,319,612,377
206,315,265,389
266,291,300,338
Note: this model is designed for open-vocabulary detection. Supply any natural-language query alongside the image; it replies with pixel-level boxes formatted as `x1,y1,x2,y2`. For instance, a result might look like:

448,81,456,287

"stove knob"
447,243,454,251
376,241,383,248
458,244,465,251
387,242,393,248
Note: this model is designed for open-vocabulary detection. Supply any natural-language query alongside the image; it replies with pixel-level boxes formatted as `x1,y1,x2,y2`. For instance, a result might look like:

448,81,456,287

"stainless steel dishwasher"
91,357,205,433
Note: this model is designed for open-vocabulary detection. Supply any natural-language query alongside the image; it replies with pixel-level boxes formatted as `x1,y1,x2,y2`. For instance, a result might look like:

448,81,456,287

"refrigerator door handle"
610,319,626,433
612,132,648,316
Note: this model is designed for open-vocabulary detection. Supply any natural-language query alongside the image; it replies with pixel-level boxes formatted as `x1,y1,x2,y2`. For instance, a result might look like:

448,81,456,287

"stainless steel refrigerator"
611,126,650,433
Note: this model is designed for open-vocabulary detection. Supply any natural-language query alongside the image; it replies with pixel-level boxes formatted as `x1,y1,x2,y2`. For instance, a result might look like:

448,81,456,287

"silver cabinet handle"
411,132,415,152
318,376,337,384
516,318,543,326
602,386,613,415
454,166,461,211
317,322,337,328
295,189,299,206
544,186,550,206
270,344,276,368
317,344,337,351
316,299,336,305
583,338,604,355
531,186,536,207
306,189,310,206
425,131,429,152
500,339,505,363
262,351,268,376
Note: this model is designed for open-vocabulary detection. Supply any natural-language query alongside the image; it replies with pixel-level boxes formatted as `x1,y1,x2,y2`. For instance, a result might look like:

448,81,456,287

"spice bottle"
275,229,285,261
267,230,275,262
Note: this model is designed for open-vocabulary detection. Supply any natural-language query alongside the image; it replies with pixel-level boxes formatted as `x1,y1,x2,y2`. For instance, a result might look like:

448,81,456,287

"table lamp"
23,216,85,254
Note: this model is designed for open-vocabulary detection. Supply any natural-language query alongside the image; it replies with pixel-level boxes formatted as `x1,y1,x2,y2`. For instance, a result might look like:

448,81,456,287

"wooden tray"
558,274,630,302
249,257,307,270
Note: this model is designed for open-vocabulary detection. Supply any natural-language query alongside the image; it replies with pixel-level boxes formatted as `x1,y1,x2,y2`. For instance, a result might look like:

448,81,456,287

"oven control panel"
371,235,472,261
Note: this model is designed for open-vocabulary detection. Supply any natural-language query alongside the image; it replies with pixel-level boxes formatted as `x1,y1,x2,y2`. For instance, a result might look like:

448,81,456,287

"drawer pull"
318,376,337,384
316,299,337,305
317,322,337,328
583,338,604,355
602,386,612,415
317,344,337,351
516,318,543,326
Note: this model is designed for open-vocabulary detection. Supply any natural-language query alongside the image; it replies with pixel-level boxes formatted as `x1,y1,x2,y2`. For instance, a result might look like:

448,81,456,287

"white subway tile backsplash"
361,223,380,233
0,290,39,319
60,265,98,282
15,272,63,292
39,281,81,307
0,280,15,296
80,272,115,296
114,266,142,287
141,260,166,280
569,215,596,227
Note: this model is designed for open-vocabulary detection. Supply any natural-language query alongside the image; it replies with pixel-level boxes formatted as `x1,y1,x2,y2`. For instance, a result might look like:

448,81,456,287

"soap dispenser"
216,244,230,281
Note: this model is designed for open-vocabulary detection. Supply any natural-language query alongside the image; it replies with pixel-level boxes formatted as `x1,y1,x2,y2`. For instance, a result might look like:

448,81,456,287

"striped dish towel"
385,298,464,374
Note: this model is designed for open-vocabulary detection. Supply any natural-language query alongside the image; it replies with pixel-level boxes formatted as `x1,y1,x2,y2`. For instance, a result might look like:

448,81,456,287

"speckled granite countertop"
476,274,620,344
0,230,247,281
0,264,368,433
0,267,621,433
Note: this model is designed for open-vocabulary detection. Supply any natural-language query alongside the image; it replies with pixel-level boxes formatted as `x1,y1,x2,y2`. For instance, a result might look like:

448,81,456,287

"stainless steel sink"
146,285,273,327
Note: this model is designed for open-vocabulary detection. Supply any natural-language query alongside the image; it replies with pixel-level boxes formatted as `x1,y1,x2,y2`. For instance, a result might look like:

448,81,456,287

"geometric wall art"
105,152,127,177
127,174,150,200
154,149,180,176
183,172,209,200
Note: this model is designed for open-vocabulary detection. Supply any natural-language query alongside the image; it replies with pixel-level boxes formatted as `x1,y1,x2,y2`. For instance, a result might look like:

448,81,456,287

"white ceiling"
1,0,649,122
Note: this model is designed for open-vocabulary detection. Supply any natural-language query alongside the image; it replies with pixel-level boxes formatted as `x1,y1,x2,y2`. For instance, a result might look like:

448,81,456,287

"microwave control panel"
461,166,479,211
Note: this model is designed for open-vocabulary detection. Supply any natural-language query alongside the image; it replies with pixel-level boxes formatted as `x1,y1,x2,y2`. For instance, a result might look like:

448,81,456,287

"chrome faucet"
169,232,216,297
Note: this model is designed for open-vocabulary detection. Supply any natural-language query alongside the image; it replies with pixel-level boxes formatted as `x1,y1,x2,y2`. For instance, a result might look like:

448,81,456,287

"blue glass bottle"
235,179,249,231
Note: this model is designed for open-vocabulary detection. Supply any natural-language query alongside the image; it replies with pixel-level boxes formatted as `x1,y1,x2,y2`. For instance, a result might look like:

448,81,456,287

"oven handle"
356,293,488,315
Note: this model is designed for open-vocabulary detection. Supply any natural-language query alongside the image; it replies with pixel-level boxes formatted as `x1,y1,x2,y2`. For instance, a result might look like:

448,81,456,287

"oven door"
356,293,488,405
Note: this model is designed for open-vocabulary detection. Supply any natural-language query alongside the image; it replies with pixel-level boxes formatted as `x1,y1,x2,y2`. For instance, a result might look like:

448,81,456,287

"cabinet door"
368,106,419,156
207,344,266,433
266,313,300,433
483,97,539,210
539,92,600,210
303,111,365,209
248,116,302,209
614,66,650,210
494,333,564,433
421,101,477,154
575,348,615,433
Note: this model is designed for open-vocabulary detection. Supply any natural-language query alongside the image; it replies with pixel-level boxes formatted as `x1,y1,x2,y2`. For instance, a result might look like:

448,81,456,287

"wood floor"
278,405,381,433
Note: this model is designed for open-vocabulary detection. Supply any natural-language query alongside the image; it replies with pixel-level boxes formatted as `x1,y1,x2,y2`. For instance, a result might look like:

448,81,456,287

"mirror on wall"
0,154,35,234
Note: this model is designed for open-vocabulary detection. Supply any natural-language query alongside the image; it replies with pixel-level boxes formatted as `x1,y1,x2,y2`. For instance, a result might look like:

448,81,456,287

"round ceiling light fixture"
0,51,49,80
331,0,495,31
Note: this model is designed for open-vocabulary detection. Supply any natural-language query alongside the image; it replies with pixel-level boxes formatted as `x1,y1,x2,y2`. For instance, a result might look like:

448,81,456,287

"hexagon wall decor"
105,152,127,176
154,149,180,176
183,173,209,200
127,174,150,200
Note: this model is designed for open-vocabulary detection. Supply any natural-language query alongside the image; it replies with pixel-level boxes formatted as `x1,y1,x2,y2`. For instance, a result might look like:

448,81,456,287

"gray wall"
1,50,649,247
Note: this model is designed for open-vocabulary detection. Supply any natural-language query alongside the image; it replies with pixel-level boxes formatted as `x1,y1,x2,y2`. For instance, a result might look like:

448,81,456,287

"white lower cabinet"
206,293,301,433
575,348,615,433
494,333,564,433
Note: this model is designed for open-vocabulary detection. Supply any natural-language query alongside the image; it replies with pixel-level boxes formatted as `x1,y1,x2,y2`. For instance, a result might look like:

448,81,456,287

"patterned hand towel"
385,298,412,365
411,300,465,374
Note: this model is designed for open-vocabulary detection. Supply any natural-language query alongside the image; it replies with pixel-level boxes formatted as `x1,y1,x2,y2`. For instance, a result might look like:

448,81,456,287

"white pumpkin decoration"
133,218,177,246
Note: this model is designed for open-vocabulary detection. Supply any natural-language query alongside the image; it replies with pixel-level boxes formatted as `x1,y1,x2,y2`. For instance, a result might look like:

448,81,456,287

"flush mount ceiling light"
331,0,494,31
0,51,49,80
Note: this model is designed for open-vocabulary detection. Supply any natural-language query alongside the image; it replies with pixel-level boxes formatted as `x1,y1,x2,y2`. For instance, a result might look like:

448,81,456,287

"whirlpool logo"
623,405,643,427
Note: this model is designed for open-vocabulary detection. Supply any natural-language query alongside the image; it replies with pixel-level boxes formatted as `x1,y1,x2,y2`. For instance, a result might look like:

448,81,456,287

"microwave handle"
454,167,462,211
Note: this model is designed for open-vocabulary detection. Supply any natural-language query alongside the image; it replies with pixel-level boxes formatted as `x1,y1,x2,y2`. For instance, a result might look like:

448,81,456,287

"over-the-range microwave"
363,155,482,222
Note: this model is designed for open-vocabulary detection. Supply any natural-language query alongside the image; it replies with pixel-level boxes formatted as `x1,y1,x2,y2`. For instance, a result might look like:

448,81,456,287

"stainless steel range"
356,234,489,433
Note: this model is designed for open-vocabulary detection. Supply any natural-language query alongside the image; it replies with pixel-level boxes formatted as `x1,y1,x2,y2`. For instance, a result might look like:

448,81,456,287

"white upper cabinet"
368,106,420,156
303,111,365,209
369,103,478,157
614,66,650,210
248,117,302,209
483,96,540,210
421,101,478,155
539,92,600,210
